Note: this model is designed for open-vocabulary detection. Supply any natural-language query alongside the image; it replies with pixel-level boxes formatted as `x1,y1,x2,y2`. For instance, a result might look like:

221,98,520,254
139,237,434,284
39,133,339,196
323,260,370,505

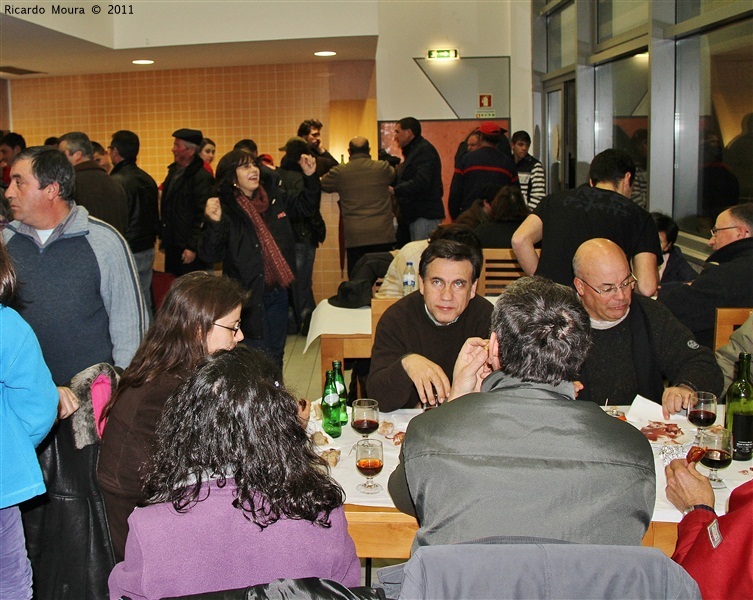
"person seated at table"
572,238,723,416
659,203,753,349
98,272,249,562
368,239,493,412
374,223,480,299
664,459,753,598
473,185,530,248
651,212,697,287
716,312,753,391
388,276,655,548
108,347,360,599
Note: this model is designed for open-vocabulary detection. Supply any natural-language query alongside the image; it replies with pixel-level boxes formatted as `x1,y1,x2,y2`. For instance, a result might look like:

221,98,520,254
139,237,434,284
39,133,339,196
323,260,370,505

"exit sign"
427,49,459,60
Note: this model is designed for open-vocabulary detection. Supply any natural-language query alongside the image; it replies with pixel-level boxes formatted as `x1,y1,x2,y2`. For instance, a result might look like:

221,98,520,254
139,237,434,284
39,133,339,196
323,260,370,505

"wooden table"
319,333,371,388
344,505,678,559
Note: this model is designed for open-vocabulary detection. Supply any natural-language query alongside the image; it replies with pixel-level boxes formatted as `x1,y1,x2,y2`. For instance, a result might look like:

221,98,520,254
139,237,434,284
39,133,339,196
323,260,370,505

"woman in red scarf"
200,150,318,370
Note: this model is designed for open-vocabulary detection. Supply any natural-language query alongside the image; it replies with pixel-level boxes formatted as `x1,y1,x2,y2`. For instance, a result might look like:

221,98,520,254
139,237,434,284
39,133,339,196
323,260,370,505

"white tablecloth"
311,407,420,507
313,400,753,522
304,300,371,353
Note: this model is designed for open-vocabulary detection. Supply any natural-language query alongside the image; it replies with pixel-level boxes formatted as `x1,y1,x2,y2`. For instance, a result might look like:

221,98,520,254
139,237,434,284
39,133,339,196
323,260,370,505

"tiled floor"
282,333,324,401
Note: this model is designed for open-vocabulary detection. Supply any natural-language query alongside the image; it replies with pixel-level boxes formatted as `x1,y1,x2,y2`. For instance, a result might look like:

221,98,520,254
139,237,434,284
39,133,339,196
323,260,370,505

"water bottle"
403,262,416,296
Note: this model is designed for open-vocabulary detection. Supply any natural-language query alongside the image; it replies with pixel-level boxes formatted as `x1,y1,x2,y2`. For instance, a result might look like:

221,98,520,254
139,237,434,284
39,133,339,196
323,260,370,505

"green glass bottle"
321,370,341,438
726,352,753,461
332,360,349,424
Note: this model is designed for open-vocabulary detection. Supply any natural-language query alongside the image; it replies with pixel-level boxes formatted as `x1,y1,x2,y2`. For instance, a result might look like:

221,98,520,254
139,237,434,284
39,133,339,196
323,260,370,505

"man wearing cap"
391,117,445,246
449,122,519,220
160,128,214,276
320,136,396,276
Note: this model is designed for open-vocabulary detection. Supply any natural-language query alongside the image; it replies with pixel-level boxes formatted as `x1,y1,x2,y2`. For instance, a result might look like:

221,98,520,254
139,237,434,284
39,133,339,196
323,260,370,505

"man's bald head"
348,136,370,156
573,239,635,323
572,238,628,280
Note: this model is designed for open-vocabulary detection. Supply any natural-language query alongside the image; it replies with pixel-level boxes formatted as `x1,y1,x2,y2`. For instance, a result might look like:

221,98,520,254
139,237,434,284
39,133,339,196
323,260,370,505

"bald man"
321,136,396,276
572,238,722,417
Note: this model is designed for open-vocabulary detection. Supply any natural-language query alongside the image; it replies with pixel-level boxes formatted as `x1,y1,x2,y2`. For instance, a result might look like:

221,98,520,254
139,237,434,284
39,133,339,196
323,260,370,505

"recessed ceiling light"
314,51,336,57
132,59,154,65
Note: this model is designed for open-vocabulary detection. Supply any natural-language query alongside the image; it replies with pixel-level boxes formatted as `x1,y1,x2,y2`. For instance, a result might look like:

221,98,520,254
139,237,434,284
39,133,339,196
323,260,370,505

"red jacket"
672,479,753,599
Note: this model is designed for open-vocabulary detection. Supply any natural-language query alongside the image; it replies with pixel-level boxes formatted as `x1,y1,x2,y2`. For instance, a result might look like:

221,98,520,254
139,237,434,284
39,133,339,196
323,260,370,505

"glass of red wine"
355,439,383,494
699,428,732,489
687,391,717,444
351,399,379,438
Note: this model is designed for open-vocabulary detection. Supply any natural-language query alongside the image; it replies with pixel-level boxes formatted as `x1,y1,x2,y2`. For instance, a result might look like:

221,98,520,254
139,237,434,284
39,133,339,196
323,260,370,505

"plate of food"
638,420,692,445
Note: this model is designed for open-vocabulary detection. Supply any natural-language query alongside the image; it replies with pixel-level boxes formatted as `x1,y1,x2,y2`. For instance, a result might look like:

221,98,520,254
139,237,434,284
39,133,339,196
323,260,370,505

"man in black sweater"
368,239,493,412
573,238,722,417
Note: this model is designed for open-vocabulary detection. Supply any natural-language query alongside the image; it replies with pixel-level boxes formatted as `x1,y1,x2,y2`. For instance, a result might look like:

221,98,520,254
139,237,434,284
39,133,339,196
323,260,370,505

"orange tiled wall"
9,61,376,300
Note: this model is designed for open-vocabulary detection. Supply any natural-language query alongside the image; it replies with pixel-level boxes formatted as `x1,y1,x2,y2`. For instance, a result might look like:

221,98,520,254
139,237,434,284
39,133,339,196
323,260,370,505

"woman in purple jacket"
108,347,360,599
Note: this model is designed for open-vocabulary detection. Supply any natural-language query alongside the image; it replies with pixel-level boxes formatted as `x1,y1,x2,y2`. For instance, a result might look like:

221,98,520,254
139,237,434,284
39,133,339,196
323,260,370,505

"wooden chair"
477,248,533,296
371,297,400,346
714,307,753,350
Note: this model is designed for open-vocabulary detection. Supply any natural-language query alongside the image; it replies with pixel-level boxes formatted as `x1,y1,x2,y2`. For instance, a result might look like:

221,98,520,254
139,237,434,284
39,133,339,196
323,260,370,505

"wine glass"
355,439,383,494
687,392,717,444
351,399,379,438
699,428,732,489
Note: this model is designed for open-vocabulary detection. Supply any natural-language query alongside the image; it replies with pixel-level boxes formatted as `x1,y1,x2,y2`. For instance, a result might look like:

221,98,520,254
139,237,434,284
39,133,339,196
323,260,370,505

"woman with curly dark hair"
108,347,360,598
98,271,248,562
473,186,530,248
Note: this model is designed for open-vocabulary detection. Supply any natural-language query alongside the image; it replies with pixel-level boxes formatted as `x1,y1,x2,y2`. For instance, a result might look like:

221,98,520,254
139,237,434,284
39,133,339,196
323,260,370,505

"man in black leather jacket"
109,130,159,316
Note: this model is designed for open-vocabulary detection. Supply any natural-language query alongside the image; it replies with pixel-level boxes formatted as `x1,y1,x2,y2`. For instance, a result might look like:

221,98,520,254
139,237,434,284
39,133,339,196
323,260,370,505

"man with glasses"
512,148,662,297
573,239,722,416
660,203,753,349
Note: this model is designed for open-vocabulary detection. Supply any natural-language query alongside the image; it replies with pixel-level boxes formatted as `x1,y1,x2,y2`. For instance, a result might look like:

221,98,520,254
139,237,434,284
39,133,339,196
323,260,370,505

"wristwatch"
683,504,716,516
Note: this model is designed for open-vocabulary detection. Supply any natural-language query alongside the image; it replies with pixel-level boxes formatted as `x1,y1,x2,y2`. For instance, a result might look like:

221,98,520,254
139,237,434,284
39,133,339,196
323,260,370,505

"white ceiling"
0,15,378,79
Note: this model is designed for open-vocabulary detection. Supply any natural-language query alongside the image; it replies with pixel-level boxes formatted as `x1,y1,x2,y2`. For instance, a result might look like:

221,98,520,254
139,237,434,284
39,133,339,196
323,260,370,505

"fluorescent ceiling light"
132,59,155,65
314,51,337,57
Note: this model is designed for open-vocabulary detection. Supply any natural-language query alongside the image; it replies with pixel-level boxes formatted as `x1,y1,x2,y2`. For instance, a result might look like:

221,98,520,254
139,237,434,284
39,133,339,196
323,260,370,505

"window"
673,18,753,236
597,0,649,42
594,53,649,207
547,3,576,72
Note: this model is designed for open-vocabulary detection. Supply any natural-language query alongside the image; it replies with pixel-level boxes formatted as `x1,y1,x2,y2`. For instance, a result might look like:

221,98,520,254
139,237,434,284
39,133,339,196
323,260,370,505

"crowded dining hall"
1,2,752,599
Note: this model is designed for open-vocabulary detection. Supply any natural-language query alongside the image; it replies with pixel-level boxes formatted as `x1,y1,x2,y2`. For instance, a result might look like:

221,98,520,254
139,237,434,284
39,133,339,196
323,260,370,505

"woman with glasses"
199,149,317,370
97,272,248,562
108,347,360,598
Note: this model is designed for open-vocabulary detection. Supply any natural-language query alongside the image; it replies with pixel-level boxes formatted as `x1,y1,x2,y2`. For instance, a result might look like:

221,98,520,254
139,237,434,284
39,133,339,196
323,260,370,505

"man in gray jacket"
321,136,395,276
388,276,655,549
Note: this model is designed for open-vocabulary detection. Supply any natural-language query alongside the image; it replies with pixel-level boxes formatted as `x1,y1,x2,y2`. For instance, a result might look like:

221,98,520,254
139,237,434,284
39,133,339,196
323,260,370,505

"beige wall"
9,60,377,300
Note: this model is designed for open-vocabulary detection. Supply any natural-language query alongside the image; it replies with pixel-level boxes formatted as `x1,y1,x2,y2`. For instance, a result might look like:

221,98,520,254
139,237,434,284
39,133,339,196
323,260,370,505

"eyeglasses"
709,225,738,236
213,320,241,334
579,273,637,296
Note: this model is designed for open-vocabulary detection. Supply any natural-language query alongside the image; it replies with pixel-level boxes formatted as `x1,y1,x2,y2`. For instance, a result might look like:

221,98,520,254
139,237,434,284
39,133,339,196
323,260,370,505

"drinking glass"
699,428,732,489
355,439,383,494
687,392,717,444
351,399,379,438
